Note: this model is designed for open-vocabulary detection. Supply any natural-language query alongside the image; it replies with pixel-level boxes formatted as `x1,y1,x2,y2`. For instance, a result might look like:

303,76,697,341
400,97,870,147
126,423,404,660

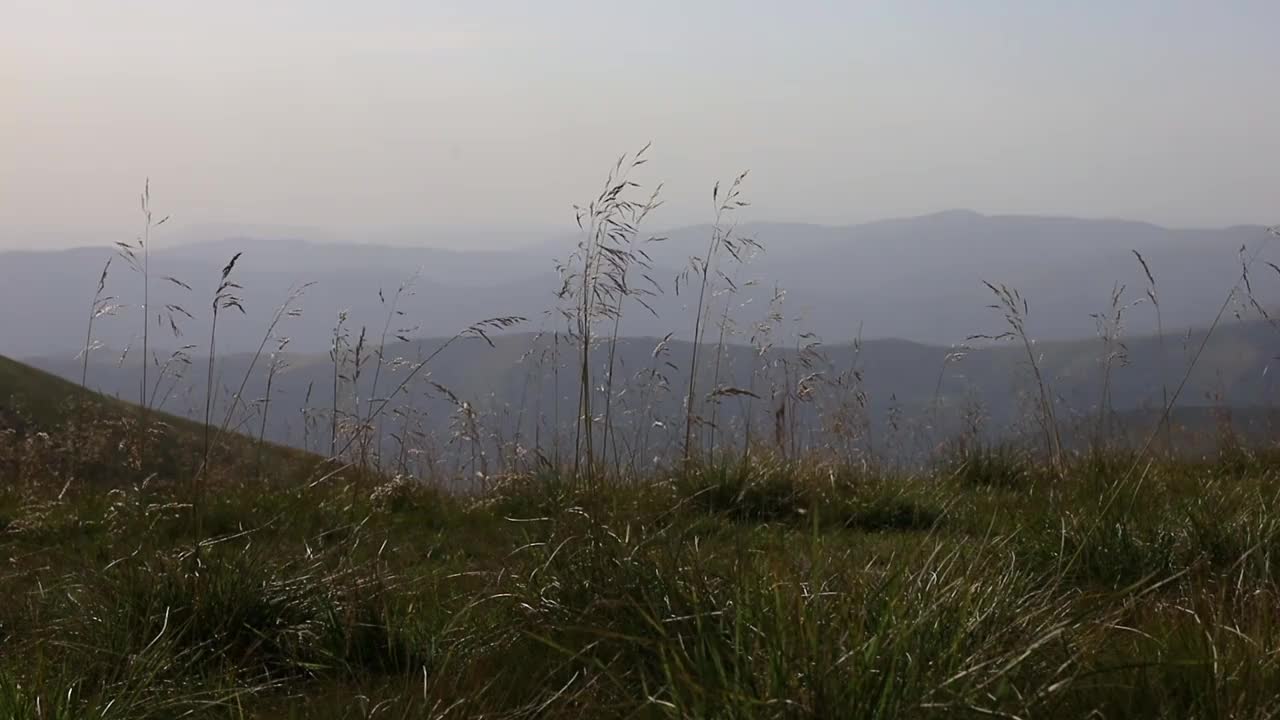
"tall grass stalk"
80,257,116,388
113,180,170,467
1127,228,1278,475
599,204,663,478
681,172,754,465
350,326,368,465
1090,283,1132,453
365,274,420,471
216,284,310,444
1133,250,1170,452
327,315,524,465
256,337,290,480
558,145,660,483
973,282,1063,474
329,311,350,457
199,253,244,547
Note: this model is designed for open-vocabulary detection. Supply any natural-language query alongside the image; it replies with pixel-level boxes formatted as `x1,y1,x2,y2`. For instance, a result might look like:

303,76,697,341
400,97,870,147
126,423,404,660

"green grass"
1,353,320,490
0,354,99,428
6,354,1280,717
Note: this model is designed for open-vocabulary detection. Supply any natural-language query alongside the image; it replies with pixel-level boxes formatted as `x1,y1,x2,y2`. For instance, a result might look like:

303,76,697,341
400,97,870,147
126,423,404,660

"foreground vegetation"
4,157,1279,717
4,364,1280,719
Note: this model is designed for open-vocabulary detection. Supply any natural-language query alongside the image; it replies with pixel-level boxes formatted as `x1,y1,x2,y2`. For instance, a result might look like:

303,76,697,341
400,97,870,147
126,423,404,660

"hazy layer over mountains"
3,210,1275,360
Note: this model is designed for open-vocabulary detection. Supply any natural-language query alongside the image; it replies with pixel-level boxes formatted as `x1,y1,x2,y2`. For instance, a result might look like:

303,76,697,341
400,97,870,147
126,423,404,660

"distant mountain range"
3,210,1276,362
5,208,1274,363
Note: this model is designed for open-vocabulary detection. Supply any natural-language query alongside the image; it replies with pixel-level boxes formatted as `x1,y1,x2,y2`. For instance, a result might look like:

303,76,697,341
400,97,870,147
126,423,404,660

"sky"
2,1,1278,249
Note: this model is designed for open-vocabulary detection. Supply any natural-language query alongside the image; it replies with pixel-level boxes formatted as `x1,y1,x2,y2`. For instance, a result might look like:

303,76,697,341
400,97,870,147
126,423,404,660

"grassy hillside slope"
5,345,1280,716
0,354,102,428
0,353,316,488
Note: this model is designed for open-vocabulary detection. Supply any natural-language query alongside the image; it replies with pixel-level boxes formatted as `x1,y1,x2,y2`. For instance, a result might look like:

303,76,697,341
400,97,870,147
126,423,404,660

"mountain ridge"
4,211,1276,359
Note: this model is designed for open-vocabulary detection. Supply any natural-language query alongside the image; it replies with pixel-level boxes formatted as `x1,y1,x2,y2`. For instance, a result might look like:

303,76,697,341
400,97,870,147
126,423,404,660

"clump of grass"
63,543,445,686
510,519,1081,718
1074,590,1280,717
841,488,942,532
1053,509,1181,586
942,440,1033,489
481,467,588,519
678,459,804,522
1013,467,1280,590
675,458,944,532
0,671,85,720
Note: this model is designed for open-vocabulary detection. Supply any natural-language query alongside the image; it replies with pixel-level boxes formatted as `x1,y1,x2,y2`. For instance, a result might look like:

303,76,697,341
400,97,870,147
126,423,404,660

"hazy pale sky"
3,1,1278,248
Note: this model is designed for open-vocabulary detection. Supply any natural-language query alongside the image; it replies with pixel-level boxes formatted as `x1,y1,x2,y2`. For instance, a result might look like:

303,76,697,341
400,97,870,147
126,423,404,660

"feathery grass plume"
149,344,196,412
815,331,879,466
1132,249,1172,453
384,329,431,477
552,329,562,467
630,332,677,470
203,252,245,463
556,143,662,484
599,219,665,478
705,239,764,460
1120,228,1279,483
328,311,351,458
365,272,421,472
79,257,117,389
1089,282,1134,454
791,332,826,459
971,282,1064,475
349,325,369,466
742,283,787,457
217,283,311,442
256,336,291,480
327,315,525,470
72,256,125,482
1051,229,1280,587
929,343,970,438
508,328,549,474
300,380,316,454
428,380,487,482
197,252,245,551
680,171,756,466
113,179,171,467
150,278,195,415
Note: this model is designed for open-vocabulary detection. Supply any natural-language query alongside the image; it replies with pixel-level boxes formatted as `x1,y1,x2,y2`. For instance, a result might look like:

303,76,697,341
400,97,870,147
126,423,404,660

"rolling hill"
0,354,318,485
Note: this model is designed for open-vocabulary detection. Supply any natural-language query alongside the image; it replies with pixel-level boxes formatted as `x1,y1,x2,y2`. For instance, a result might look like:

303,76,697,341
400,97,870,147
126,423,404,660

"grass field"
5,353,1280,718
